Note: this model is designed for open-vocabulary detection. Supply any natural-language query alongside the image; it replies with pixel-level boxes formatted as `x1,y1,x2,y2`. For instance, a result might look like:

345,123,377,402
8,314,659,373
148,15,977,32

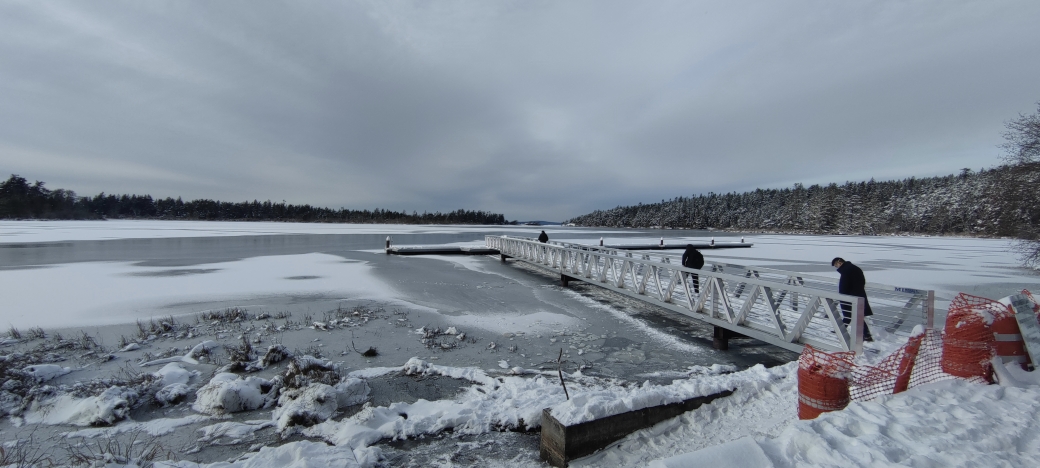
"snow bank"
592,359,1040,468
753,378,1040,466
304,358,576,452
648,437,771,468
22,386,137,426
192,373,275,415
574,363,798,467
550,364,785,426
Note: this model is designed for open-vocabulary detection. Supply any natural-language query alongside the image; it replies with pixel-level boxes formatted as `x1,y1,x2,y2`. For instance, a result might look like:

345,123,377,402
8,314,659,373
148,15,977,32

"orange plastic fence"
798,293,1005,419
797,345,854,420
941,293,1001,380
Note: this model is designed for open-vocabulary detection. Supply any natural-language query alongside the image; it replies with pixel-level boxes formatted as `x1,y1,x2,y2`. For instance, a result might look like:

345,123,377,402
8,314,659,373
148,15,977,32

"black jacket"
681,247,704,269
837,261,873,316
537,231,548,243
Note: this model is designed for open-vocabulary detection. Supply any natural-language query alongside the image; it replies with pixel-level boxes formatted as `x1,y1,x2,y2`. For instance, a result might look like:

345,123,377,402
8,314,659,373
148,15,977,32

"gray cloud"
1,0,1038,220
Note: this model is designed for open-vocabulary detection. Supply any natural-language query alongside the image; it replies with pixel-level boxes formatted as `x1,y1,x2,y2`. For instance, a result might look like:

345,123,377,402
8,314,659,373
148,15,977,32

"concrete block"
540,389,734,467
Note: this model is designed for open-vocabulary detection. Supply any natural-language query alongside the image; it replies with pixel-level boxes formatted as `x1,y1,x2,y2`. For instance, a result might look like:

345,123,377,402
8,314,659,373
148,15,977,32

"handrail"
490,235,935,339
487,235,885,353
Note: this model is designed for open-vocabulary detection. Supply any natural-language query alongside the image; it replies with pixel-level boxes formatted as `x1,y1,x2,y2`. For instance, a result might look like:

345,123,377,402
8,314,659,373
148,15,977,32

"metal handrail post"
851,297,865,353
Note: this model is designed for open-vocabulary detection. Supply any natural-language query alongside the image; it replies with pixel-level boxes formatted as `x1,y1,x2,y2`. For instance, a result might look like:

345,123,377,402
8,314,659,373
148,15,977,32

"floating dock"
385,246,500,255
603,242,751,250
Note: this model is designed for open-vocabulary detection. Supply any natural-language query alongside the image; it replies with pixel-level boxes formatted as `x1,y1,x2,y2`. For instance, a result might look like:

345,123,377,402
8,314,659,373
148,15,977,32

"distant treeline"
567,163,1040,240
0,175,506,224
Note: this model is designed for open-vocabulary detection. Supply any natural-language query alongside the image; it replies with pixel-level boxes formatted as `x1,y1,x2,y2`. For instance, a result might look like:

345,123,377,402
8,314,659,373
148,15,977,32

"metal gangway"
486,235,935,354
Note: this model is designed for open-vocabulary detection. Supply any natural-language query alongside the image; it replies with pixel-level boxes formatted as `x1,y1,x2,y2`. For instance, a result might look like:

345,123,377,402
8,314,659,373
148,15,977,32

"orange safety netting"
798,293,1005,419
941,293,1002,380
797,345,854,420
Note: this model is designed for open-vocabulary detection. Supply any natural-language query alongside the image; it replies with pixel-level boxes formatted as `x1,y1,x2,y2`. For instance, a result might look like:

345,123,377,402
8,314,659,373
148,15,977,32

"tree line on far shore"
566,163,1040,239
0,176,506,225
568,102,1040,266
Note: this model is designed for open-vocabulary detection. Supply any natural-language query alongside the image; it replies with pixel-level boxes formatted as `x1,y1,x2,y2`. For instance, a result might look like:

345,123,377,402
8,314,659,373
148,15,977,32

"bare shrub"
61,430,171,466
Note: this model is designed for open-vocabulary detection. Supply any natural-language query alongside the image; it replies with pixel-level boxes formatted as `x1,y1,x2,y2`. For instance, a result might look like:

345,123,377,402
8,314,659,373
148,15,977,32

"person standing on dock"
831,257,874,342
682,244,704,293
538,230,549,243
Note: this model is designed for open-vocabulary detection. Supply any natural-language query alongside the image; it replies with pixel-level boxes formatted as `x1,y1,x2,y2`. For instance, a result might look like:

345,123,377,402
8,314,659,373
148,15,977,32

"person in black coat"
537,230,549,243
682,244,705,293
832,257,874,342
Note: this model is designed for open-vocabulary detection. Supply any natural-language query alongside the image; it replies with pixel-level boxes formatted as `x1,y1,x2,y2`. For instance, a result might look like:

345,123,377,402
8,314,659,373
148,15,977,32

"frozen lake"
1,220,1038,372
1,220,1038,466
2,221,1036,326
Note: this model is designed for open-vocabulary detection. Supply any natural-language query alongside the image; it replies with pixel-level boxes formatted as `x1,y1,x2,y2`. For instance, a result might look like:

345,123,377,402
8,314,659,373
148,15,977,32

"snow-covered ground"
1,221,1038,467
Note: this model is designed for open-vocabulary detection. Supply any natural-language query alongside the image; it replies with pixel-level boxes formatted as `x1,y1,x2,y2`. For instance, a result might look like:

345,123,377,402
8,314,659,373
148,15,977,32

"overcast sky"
1,1,1038,221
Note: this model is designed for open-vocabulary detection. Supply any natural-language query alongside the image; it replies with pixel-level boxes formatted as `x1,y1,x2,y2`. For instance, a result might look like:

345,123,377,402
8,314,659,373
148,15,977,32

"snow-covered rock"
156,383,193,406
192,373,275,415
273,384,340,432
22,364,71,382
22,386,137,426
273,378,371,432
153,363,193,386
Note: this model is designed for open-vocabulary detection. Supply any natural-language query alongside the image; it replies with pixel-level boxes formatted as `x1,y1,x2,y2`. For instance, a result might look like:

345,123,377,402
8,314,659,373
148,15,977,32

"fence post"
925,290,936,330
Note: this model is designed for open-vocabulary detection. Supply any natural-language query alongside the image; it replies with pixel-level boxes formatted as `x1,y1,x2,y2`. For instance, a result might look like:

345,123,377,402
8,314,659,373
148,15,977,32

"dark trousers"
687,272,700,294
840,300,873,341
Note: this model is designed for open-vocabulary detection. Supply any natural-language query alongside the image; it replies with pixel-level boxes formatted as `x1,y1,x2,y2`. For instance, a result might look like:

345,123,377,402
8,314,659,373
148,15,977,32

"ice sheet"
0,220,618,244
0,253,398,328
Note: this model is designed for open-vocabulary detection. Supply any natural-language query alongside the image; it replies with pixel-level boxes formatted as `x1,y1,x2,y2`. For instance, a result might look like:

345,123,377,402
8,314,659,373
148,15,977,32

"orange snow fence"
798,293,1013,420
797,345,853,420
940,293,999,381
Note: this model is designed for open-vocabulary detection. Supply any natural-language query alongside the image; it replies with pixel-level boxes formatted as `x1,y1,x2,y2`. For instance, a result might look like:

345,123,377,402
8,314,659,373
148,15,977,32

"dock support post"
713,326,729,350
561,274,570,287
385,236,392,254
501,254,508,262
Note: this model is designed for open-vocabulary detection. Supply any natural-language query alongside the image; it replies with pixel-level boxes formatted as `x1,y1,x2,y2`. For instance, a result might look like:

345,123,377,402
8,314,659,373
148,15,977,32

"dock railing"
487,235,935,354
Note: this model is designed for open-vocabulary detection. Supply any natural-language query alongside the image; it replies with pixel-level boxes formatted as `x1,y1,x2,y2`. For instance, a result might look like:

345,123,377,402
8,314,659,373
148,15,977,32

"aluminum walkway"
487,235,935,354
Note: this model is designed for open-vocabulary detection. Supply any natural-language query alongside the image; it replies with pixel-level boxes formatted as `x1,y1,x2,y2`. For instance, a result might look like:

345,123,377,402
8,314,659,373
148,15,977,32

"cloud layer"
1,1,1038,220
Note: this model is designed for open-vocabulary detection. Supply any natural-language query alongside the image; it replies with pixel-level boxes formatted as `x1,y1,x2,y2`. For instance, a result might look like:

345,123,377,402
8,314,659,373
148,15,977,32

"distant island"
0,174,506,225
567,163,1040,240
